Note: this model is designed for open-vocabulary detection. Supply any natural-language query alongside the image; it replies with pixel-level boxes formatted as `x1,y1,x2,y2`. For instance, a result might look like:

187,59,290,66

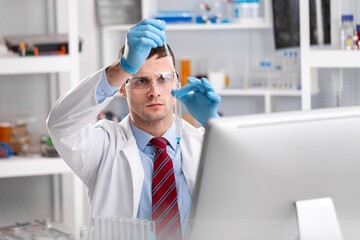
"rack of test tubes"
80,217,156,240
244,51,301,90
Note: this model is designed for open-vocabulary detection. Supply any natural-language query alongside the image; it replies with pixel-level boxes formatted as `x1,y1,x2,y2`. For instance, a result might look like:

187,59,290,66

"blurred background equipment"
272,0,331,49
96,0,141,25
0,121,31,155
40,135,59,158
0,218,74,240
0,142,13,159
4,34,82,56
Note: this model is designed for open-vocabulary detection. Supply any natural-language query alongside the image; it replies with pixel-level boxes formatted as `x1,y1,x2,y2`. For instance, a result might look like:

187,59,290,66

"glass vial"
340,14,356,50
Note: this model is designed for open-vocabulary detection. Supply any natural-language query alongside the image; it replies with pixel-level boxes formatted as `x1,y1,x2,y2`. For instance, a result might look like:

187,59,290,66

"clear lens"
125,72,177,93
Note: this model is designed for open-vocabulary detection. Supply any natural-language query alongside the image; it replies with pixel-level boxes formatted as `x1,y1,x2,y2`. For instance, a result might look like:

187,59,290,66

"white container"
247,0,260,18
232,0,260,22
208,71,225,91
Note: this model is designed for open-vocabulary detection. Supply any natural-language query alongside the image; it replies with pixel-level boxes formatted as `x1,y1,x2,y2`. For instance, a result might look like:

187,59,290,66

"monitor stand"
295,197,343,240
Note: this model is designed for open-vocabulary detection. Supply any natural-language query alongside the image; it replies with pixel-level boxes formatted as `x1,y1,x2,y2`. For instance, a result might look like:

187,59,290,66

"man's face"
121,55,175,125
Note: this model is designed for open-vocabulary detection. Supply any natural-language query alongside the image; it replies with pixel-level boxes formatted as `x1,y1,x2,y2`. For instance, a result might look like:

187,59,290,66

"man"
47,19,221,239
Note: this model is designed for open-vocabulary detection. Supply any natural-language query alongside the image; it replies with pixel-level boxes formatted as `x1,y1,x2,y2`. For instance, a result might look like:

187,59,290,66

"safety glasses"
125,72,179,94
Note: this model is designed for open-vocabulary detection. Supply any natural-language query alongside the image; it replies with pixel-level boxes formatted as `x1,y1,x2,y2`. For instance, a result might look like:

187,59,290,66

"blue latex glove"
172,77,221,127
120,19,166,74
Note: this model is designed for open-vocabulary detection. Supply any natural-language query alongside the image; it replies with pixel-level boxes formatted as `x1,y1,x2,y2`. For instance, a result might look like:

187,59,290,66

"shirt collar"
130,120,177,151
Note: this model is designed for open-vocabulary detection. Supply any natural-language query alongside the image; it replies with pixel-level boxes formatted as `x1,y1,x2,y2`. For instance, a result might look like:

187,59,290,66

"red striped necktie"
150,137,182,240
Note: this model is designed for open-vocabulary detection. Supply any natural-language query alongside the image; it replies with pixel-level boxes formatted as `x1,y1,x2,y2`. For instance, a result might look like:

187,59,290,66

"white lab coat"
47,68,204,218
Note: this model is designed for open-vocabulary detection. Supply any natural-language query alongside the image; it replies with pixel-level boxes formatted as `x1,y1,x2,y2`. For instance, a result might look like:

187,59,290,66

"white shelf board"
0,55,72,75
103,22,272,32
308,50,360,68
0,156,72,178
217,88,304,97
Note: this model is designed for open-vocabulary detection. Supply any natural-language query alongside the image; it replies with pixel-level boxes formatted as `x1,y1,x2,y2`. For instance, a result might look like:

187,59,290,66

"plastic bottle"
248,0,260,19
240,0,250,19
232,0,245,22
180,59,191,86
340,14,356,50
18,42,26,56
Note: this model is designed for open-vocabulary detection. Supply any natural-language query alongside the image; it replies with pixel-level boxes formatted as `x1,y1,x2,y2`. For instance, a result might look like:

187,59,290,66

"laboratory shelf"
308,50,360,68
0,0,83,236
0,55,72,75
0,156,72,178
103,22,272,32
217,88,305,97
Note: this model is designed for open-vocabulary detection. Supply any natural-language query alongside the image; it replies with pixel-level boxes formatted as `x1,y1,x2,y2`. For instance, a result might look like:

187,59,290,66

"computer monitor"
187,106,360,240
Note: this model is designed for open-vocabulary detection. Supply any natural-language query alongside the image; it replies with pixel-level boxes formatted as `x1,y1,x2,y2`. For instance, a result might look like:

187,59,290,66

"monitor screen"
187,107,360,240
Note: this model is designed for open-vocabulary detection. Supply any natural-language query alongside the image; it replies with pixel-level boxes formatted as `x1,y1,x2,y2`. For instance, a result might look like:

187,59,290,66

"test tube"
105,216,113,240
174,80,182,142
122,218,132,240
90,216,101,240
145,221,156,240
91,216,108,239
80,226,94,240
164,41,182,142
139,220,148,240
112,217,123,240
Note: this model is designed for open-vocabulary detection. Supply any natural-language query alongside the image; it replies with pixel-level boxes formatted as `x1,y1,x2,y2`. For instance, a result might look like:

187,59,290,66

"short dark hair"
119,44,176,68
